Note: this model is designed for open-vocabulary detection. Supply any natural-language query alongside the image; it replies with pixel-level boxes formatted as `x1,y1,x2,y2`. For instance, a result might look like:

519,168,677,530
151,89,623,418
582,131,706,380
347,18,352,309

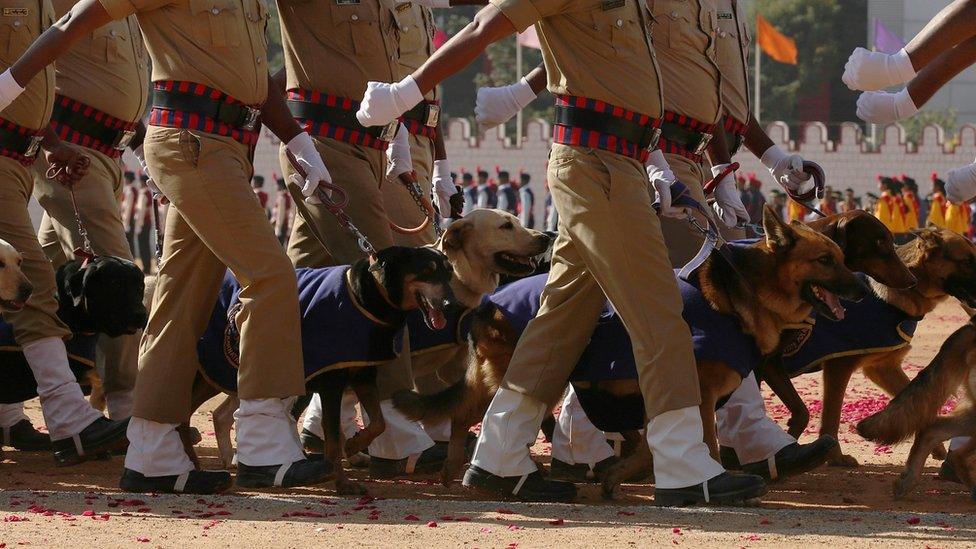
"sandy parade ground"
2,300,975,548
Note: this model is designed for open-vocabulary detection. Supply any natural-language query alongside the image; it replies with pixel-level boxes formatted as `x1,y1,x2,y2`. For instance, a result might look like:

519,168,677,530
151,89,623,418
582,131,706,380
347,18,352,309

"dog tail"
392,380,467,424
857,322,976,445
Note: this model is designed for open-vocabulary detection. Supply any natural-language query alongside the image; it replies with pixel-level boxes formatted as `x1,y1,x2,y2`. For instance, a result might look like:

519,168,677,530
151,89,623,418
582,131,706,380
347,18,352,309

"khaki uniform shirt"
714,0,749,124
277,0,400,100
0,1,55,131
648,0,721,124
490,0,663,117
395,2,437,101
53,0,150,123
98,0,270,106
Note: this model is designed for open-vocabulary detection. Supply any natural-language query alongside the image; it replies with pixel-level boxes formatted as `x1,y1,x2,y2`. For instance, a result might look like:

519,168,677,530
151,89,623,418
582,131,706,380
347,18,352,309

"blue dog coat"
197,267,404,393
782,273,918,376
407,304,477,357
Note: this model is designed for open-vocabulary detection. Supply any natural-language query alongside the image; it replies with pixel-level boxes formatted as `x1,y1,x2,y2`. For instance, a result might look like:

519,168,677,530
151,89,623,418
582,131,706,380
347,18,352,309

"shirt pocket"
90,22,130,64
330,1,382,57
650,0,699,50
188,0,244,48
0,6,36,60
244,0,270,50
589,0,642,57
713,13,741,70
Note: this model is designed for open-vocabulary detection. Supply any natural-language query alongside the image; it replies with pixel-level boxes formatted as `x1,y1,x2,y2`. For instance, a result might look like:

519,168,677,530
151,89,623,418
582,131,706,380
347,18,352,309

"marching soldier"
4,0,337,494
355,0,765,504
0,0,129,466
518,172,535,229
275,0,447,478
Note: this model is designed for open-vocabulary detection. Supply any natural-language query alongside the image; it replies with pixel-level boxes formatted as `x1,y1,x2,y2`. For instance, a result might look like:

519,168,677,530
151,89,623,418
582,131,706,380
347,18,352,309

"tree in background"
750,0,866,136
901,108,959,147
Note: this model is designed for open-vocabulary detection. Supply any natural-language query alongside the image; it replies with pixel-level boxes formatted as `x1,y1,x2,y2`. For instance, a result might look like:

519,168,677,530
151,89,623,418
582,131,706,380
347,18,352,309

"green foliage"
749,0,867,126
901,108,958,147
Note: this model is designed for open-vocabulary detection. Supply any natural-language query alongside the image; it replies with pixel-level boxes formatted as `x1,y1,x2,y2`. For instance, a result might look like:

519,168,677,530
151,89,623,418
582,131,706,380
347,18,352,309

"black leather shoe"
369,443,447,479
120,468,233,494
52,417,129,466
719,445,741,469
3,419,52,451
940,452,961,483
654,472,767,507
741,436,837,481
550,455,619,483
462,465,577,502
300,429,324,454
236,458,334,488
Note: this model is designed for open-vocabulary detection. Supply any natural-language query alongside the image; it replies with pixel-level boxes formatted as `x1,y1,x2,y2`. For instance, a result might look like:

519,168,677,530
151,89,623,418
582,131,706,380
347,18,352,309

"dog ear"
66,268,87,308
441,220,471,251
762,204,795,251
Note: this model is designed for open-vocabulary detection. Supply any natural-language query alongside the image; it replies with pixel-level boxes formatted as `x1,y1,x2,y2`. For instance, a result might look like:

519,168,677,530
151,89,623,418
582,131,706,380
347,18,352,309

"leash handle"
784,161,828,218
390,171,437,236
702,162,740,196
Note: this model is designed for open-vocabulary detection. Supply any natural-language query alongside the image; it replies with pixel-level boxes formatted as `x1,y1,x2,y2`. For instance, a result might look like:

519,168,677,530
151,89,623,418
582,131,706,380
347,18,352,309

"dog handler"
0,0,129,465
356,0,766,504
2,0,338,493
275,0,446,478
30,0,150,420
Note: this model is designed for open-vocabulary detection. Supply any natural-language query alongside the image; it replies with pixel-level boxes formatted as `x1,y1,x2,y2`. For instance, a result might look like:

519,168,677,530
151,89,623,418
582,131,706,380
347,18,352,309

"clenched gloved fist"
947,161,976,204
761,145,812,194
475,78,538,132
711,163,749,229
357,76,424,128
842,47,916,91
0,69,24,113
645,149,686,219
856,89,918,124
385,124,413,181
287,132,333,204
432,159,456,216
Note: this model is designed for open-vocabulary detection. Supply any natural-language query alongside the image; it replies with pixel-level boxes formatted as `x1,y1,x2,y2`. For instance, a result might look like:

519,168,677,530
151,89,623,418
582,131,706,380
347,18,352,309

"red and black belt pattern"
0,117,44,167
50,95,138,159
287,88,396,150
722,115,749,157
658,111,716,164
149,81,261,146
400,100,440,140
552,95,662,163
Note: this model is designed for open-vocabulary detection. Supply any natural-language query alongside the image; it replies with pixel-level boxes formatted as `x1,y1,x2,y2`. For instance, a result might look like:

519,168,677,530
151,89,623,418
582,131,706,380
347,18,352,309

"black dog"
0,257,147,404
186,246,456,494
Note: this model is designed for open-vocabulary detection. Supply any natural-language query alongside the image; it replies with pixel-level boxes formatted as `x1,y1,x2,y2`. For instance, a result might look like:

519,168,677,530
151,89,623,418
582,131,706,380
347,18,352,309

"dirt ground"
2,301,975,547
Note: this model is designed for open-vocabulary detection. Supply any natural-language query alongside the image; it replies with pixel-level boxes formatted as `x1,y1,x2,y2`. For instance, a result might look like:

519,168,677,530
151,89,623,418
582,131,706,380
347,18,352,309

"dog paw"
892,474,914,500
336,478,367,496
827,451,860,468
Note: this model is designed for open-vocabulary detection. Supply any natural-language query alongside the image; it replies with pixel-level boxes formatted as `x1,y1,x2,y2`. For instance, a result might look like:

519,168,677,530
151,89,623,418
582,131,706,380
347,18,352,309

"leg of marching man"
549,386,617,482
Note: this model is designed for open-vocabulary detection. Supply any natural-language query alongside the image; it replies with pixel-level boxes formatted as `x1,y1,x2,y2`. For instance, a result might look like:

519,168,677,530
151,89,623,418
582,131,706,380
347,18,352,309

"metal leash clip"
46,154,96,264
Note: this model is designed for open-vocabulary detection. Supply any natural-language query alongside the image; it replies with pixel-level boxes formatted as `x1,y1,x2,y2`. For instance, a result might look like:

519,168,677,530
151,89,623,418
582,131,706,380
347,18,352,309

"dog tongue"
428,307,447,330
823,289,845,320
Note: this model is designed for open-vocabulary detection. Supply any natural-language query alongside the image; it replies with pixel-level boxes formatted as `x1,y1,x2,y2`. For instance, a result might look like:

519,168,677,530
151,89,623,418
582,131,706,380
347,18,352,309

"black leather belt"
51,103,136,150
402,102,440,127
152,89,261,131
0,126,43,158
554,105,661,150
287,100,395,140
660,122,713,156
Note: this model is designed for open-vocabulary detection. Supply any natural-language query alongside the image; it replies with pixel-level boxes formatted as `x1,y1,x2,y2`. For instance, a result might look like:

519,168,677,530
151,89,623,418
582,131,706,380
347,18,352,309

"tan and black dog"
396,206,867,487
856,318,976,500
766,227,976,466
0,238,32,313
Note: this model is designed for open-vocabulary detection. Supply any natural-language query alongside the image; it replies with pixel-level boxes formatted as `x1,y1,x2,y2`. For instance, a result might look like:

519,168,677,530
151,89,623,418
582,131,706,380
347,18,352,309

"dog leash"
46,155,96,266
150,194,164,262
394,171,443,238
784,161,829,218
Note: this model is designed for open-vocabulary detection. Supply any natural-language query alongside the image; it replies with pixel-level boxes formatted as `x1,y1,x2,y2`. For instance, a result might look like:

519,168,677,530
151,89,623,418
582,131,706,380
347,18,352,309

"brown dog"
766,228,976,466
856,318,976,499
0,239,32,313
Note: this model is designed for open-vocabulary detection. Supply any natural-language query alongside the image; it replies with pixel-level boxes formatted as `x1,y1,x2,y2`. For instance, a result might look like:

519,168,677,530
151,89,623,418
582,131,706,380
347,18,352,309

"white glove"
0,69,24,113
856,89,918,124
947,161,976,204
842,47,916,91
711,163,749,229
286,132,333,204
644,149,684,219
475,78,538,132
356,76,424,128
385,124,413,181
133,145,168,204
761,145,812,194
432,159,455,215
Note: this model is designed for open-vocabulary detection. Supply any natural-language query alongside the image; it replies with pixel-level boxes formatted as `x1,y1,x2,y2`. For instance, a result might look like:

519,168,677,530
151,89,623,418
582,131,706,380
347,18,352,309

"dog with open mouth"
183,246,456,494
0,239,33,314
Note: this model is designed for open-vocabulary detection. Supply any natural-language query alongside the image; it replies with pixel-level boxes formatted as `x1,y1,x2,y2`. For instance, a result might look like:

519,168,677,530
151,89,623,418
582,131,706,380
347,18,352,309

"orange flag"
756,14,798,65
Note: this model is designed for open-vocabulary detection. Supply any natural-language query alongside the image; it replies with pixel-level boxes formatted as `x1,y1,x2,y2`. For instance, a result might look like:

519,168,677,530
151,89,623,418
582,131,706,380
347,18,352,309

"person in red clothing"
251,175,269,217
273,178,294,246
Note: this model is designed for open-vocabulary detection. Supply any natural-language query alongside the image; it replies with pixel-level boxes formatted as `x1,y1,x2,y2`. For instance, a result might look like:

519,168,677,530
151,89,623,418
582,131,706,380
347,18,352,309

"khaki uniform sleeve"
489,0,566,33
97,0,171,19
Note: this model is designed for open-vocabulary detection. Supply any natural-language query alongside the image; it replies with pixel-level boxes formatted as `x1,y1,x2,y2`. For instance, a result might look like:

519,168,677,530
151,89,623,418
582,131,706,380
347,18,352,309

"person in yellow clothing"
946,197,971,235
899,174,921,230
928,174,950,228
875,175,907,235
786,197,807,222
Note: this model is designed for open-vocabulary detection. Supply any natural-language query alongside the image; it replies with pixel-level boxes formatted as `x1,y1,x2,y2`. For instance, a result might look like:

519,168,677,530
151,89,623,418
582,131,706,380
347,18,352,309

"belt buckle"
424,104,440,127
24,134,43,158
380,121,399,142
645,128,662,152
114,129,136,151
694,132,713,156
241,106,261,132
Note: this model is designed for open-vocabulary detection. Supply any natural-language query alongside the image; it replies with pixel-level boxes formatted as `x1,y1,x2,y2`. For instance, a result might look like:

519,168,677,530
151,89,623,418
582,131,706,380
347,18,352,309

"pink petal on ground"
907,516,921,525
427,521,438,528
404,515,420,521
549,519,564,526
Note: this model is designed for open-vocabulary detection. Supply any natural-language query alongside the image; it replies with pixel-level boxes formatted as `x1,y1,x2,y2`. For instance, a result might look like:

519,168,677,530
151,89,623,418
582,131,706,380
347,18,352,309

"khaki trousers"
0,156,71,344
501,144,700,418
279,136,414,399
659,153,711,268
32,146,139,395
133,128,305,424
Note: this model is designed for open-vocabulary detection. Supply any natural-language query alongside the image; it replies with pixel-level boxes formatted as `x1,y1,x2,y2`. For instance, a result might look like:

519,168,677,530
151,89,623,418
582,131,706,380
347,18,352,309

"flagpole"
754,40,761,124
515,34,524,144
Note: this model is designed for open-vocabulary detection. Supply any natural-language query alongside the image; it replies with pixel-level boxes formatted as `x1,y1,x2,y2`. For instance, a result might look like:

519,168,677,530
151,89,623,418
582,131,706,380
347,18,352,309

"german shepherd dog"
396,206,866,487
764,228,976,466
181,246,455,495
856,318,976,499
